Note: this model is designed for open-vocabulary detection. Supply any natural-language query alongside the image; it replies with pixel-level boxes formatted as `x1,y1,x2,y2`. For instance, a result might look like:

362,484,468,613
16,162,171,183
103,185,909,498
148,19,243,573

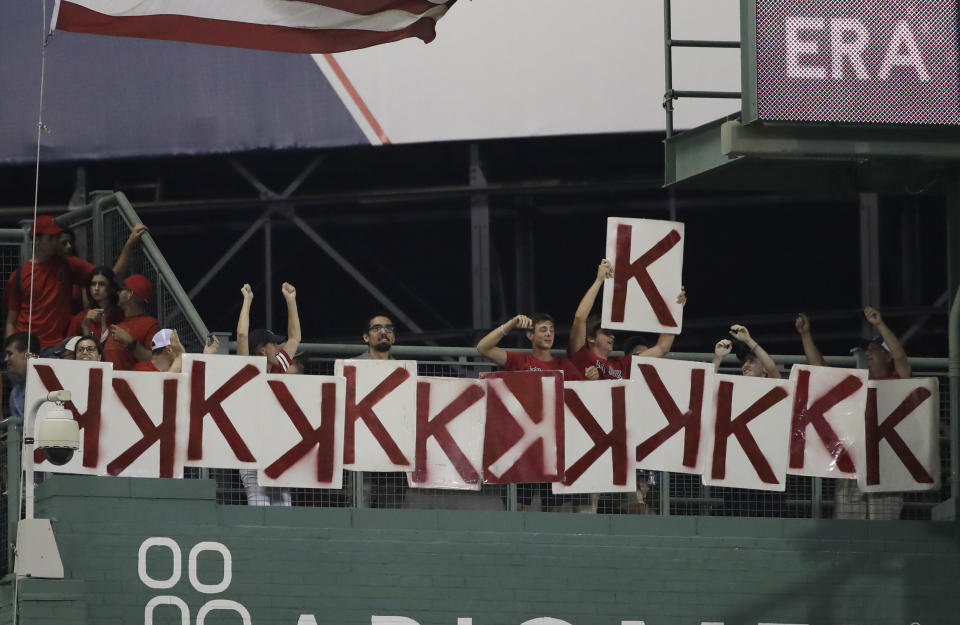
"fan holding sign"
601,217,686,334
568,258,685,381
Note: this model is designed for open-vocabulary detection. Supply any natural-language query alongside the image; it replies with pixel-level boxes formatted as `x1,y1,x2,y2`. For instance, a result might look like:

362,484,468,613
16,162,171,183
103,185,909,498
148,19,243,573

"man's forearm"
799,333,825,366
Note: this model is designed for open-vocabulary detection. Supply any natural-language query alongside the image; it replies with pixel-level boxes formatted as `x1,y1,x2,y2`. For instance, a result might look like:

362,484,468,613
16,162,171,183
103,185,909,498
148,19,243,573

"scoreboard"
744,0,960,125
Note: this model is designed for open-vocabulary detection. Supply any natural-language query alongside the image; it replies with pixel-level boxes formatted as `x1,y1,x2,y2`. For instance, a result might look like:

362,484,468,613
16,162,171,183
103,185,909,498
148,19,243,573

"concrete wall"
1,475,957,625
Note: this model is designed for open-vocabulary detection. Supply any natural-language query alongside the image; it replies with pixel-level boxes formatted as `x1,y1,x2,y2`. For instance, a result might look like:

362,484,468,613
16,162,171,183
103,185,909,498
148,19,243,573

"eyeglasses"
368,324,395,334
76,346,99,354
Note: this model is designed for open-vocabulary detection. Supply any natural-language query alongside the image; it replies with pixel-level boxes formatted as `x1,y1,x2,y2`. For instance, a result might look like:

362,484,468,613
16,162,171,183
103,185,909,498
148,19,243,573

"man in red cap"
103,274,160,370
4,216,149,347
4,216,95,347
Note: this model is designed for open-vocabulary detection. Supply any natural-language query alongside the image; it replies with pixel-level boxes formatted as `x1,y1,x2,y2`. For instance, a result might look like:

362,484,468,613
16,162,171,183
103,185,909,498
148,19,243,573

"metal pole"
470,143,492,330
112,193,210,340
91,195,105,268
663,0,674,138
946,182,960,519
264,211,274,331
4,417,22,571
859,193,881,337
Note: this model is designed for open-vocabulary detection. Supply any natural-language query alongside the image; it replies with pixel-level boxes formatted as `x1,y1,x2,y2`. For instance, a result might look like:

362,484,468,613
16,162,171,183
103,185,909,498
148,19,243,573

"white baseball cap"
151,329,174,350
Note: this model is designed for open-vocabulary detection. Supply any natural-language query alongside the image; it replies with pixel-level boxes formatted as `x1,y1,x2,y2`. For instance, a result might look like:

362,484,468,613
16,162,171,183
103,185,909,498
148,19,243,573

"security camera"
37,409,79,466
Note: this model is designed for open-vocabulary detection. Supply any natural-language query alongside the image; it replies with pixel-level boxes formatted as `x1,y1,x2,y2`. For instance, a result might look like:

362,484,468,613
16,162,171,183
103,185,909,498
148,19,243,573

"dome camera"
37,409,79,467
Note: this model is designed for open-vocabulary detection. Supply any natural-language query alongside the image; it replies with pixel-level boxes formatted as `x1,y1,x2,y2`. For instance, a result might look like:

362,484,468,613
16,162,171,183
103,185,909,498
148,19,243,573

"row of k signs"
26,353,939,493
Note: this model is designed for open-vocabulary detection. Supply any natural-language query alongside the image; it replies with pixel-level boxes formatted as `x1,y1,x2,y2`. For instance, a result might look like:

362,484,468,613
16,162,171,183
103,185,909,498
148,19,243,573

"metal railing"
0,192,209,575
662,0,742,138
197,344,952,521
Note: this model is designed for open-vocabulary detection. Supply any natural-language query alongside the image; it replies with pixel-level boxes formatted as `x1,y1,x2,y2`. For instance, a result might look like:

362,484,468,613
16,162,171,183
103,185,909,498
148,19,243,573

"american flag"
52,0,457,53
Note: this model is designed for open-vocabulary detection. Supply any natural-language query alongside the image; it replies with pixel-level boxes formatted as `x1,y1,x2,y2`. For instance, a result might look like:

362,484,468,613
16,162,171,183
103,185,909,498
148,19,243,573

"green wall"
1,475,957,625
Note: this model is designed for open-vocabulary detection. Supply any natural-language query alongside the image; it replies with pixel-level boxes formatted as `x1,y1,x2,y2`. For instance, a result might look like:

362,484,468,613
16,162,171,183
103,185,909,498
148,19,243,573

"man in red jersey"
103,274,160,371
475,312,590,379
4,216,94,346
567,259,685,380
4,217,149,347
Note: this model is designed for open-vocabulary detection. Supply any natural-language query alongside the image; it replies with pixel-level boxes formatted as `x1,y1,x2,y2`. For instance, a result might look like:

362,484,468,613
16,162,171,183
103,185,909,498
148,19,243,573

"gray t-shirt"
353,351,393,359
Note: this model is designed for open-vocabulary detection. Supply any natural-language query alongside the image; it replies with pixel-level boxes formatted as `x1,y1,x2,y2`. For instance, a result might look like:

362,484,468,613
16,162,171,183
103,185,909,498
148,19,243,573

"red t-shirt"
567,345,632,380
502,351,584,381
5,256,94,346
67,306,124,339
134,361,160,372
103,314,160,371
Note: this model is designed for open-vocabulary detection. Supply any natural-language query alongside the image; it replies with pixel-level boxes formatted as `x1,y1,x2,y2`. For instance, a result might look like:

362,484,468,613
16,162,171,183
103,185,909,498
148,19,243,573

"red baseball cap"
29,215,64,237
122,274,153,302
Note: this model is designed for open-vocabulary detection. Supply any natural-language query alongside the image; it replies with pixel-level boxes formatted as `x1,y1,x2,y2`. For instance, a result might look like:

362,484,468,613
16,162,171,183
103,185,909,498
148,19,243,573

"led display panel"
753,0,960,124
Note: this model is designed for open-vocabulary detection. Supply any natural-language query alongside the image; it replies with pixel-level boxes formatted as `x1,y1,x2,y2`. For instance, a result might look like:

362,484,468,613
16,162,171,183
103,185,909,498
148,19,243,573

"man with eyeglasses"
356,315,396,359
352,314,405,508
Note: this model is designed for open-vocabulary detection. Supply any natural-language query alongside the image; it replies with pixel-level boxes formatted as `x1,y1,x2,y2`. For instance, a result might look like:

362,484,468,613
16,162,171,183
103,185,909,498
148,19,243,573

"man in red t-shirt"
567,259,685,380
4,216,95,346
475,312,586,379
103,274,160,371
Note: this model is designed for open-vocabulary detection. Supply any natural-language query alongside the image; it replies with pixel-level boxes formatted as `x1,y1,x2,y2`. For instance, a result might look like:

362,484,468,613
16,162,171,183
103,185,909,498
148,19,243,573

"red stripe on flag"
56,3,441,54
322,53,391,144
299,0,454,16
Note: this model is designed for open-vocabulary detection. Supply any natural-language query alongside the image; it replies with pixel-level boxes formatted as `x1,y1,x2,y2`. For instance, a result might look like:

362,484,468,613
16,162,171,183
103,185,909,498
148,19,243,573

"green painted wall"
1,475,957,625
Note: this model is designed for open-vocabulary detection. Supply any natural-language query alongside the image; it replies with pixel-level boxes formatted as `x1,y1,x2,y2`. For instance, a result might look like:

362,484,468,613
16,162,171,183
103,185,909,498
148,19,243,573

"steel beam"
470,143,492,330
285,213,424,334
859,193,881,340
187,211,271,299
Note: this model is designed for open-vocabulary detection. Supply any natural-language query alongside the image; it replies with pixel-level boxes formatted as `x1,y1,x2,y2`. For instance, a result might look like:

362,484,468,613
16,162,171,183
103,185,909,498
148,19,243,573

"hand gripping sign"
857,378,940,493
552,379,638,495
631,357,714,475
26,358,113,475
256,373,346,489
335,359,417,472
787,364,867,478
480,370,564,484
703,374,794,492
182,354,266,469
601,217,685,334
407,376,487,490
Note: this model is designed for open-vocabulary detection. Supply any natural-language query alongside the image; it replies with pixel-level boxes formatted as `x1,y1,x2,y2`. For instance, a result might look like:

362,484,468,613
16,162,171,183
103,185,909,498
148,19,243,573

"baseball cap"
249,328,285,348
859,335,890,352
151,329,174,350
30,215,64,237
732,339,756,363
122,274,153,302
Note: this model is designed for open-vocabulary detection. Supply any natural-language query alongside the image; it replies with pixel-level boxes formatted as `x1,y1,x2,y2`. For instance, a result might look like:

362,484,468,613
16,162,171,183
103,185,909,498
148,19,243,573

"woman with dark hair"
73,334,104,362
67,266,124,342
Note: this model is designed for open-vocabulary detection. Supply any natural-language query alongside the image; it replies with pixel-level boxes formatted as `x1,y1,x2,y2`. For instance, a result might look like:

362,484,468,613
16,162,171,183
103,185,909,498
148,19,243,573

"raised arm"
730,324,782,379
864,306,911,378
794,313,825,366
637,287,686,358
236,284,253,356
713,339,732,373
168,330,186,374
476,314,532,367
112,224,148,277
281,282,302,358
569,259,613,354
